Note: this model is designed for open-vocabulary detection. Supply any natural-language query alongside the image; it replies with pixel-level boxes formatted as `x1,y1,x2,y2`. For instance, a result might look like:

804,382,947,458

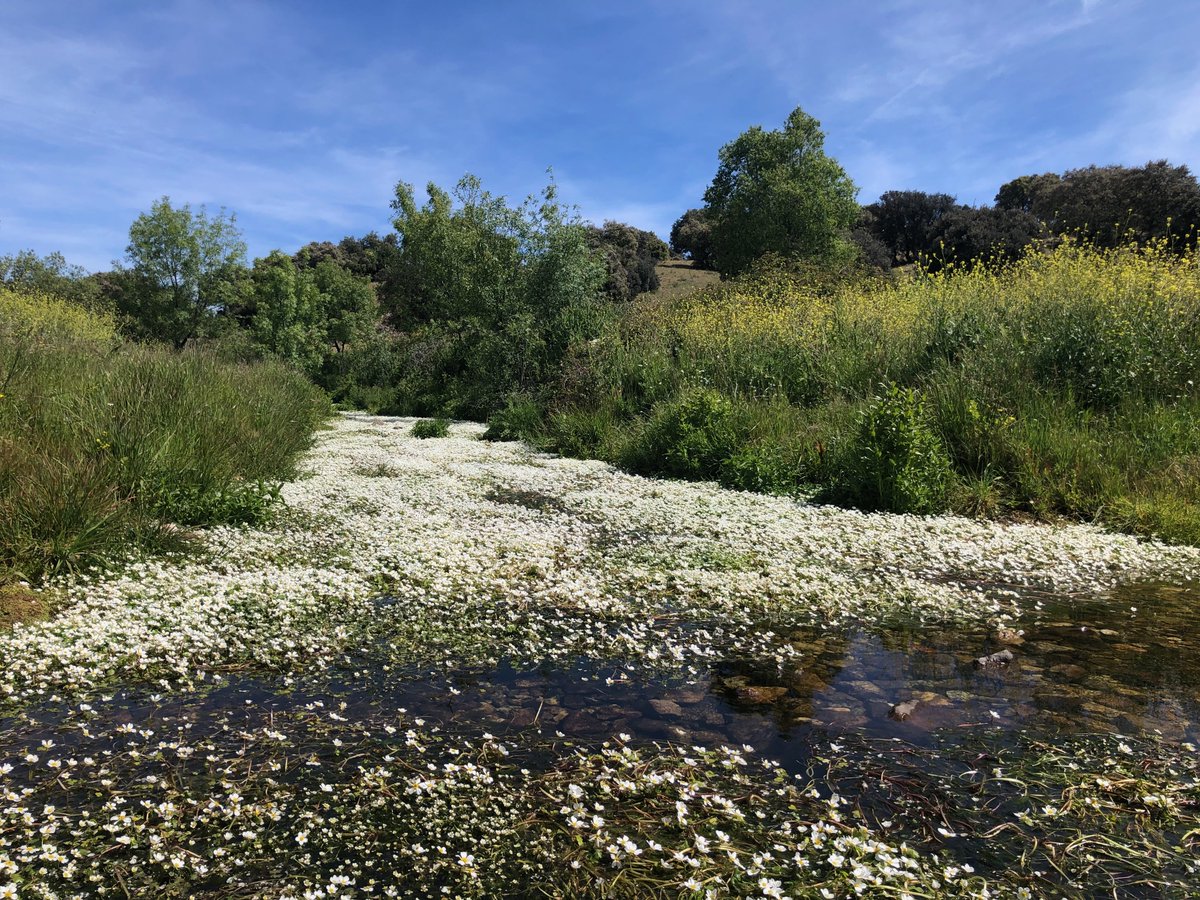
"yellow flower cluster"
0,285,115,343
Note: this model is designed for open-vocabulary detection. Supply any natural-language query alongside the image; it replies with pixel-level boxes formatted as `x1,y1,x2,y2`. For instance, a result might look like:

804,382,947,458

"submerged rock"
735,685,788,705
649,698,684,717
673,686,708,705
1049,663,1086,681
889,700,919,720
974,649,1015,669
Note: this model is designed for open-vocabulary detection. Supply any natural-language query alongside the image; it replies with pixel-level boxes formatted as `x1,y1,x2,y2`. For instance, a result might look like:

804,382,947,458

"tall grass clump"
542,241,1200,543
0,286,330,584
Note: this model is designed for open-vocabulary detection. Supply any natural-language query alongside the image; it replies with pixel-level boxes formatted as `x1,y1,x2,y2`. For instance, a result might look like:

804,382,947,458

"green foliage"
0,249,105,312
144,479,283,527
702,106,860,276
0,288,329,582
378,174,607,419
410,418,450,439
586,221,668,302
837,383,953,514
929,206,1043,269
483,394,546,442
313,259,377,355
622,389,737,481
251,251,327,374
119,197,248,349
536,242,1200,543
862,191,960,267
860,191,1043,270
995,161,1200,249
669,208,716,269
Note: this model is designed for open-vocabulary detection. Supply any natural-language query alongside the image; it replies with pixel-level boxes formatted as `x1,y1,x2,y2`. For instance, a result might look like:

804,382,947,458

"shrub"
483,395,546,442
410,418,450,439
837,383,954,514
622,389,737,481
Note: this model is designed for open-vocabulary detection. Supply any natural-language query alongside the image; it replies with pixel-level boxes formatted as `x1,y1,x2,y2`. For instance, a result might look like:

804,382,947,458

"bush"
483,394,546,442
622,389,737,481
0,287,330,583
536,241,1200,542
410,418,450,439
835,383,954,514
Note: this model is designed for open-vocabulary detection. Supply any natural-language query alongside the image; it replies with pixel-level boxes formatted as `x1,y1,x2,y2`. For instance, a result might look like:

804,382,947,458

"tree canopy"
386,174,607,415
669,208,715,269
586,221,669,302
0,249,104,311
120,197,247,349
701,106,860,276
857,191,1042,270
995,161,1200,248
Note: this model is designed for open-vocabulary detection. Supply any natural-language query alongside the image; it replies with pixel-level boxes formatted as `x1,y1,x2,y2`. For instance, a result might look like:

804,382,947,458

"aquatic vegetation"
3,415,1194,708
1,416,1198,897
1,682,1196,897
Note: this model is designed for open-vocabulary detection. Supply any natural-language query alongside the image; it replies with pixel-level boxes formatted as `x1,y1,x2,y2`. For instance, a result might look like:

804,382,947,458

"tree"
295,232,403,310
701,106,859,276
669,208,715,269
995,162,1200,249
121,197,247,349
586,221,669,302
928,206,1042,268
250,251,326,373
387,174,606,416
312,259,377,355
994,173,1061,215
862,191,959,267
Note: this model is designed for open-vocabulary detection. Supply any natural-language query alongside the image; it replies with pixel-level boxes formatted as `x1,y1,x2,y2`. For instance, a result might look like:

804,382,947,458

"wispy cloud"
1,0,1197,269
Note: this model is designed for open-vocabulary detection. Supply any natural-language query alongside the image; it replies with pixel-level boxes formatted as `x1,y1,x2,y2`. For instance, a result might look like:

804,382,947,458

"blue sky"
2,0,1198,272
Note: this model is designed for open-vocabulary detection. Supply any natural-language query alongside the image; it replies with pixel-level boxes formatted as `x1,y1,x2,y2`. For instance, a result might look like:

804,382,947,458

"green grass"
651,257,721,301
1,286,331,585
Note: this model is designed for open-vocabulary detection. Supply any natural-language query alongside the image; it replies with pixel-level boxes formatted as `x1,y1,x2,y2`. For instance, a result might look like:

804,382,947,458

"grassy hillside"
537,241,1200,543
652,258,721,301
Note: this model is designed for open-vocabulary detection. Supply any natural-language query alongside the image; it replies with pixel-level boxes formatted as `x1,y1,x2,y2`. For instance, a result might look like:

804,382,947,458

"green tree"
0,249,106,311
669,208,716,269
862,191,959,267
702,106,860,276
586,221,669,302
995,162,1200,249
929,206,1042,268
250,251,326,374
121,197,247,349
386,174,606,416
294,232,403,311
312,259,377,355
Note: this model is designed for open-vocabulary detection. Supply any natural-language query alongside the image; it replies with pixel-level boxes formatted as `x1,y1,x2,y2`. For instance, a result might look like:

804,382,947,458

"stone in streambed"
508,708,537,728
867,699,894,719
735,685,788,705
1049,663,1086,681
889,700,919,721
560,710,605,736
673,686,708,705
974,649,1014,669
649,698,684,717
